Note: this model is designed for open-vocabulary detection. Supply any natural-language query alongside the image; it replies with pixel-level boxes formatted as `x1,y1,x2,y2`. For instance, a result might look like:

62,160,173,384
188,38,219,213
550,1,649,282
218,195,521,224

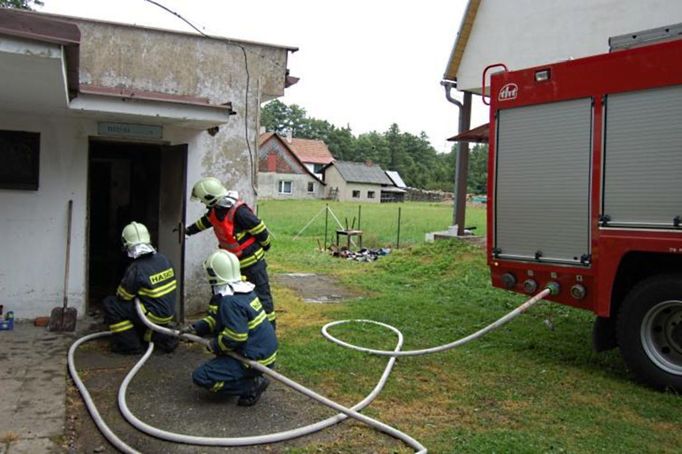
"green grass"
258,200,681,454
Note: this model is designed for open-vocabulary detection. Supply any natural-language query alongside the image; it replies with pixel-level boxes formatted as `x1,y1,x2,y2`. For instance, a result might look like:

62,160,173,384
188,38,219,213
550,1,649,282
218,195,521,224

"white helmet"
204,249,241,286
203,250,254,293
121,222,151,249
191,177,228,207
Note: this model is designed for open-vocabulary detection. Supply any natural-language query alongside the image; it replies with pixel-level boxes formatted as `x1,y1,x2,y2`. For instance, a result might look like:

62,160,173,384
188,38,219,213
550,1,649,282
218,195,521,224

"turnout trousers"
192,355,274,396
102,296,178,354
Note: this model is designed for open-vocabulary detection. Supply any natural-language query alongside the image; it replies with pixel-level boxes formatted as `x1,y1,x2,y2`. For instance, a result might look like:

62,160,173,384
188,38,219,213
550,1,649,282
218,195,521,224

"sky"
39,0,489,153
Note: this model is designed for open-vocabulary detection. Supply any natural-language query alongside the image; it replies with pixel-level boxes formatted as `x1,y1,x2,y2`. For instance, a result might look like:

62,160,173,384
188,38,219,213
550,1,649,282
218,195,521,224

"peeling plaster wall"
75,21,288,102
0,19,291,319
69,21,290,315
0,111,91,319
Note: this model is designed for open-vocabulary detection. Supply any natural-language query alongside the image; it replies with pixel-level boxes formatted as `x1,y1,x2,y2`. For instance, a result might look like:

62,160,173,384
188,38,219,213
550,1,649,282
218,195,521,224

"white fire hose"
67,288,551,453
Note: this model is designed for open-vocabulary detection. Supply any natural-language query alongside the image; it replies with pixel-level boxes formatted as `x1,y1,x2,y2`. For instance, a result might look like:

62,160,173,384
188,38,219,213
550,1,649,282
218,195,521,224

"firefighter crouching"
185,177,276,328
103,222,179,354
187,249,277,406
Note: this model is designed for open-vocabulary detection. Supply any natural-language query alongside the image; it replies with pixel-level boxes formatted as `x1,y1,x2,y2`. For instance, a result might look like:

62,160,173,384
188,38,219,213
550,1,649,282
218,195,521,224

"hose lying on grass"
68,287,550,453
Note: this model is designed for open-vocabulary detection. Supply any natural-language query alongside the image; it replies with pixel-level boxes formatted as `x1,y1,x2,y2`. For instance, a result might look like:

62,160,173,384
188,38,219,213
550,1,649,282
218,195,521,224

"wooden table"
336,229,363,250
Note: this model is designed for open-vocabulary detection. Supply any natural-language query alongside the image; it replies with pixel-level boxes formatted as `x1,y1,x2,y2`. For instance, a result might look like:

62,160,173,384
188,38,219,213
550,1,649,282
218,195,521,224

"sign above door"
97,122,163,140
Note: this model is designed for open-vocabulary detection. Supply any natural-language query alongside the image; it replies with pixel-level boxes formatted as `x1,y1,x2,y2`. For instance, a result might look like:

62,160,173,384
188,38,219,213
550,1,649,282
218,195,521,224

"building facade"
0,9,295,319
322,160,404,203
257,132,326,199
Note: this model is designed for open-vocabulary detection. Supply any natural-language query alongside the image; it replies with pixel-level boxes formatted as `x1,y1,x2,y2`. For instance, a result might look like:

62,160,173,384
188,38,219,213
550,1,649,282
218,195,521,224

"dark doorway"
87,140,187,318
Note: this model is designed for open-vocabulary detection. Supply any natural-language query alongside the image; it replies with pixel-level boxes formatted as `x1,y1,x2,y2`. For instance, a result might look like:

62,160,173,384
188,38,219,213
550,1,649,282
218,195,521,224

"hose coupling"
545,281,560,296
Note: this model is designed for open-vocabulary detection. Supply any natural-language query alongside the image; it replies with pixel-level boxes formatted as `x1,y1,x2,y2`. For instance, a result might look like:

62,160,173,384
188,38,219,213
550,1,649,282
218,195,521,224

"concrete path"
0,321,75,454
66,338,339,453
0,319,347,453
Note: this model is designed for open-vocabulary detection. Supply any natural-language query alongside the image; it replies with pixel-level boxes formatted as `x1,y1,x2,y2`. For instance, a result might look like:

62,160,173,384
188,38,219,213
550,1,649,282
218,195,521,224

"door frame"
85,137,188,320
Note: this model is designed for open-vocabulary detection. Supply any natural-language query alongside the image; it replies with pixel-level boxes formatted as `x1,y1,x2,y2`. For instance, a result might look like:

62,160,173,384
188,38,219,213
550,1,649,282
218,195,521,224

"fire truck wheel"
617,274,682,391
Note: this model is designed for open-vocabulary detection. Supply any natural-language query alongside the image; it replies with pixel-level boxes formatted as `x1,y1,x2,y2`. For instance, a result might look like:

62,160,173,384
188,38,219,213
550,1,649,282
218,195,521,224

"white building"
0,8,296,319
445,0,682,93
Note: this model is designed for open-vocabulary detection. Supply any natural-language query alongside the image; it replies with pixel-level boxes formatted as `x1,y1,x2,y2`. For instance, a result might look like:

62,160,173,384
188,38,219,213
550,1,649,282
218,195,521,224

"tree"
356,132,390,167
260,100,309,136
260,99,290,133
325,125,355,161
0,0,43,9
467,144,489,194
259,100,456,191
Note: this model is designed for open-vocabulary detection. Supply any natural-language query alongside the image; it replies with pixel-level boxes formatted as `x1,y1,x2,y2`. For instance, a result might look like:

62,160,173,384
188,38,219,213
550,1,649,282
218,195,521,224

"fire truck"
486,24,682,390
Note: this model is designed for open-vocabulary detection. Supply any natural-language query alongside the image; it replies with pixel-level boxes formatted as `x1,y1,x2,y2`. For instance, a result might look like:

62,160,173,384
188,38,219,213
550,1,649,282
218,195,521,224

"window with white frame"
307,181,314,192
367,191,375,199
278,180,292,194
352,190,360,198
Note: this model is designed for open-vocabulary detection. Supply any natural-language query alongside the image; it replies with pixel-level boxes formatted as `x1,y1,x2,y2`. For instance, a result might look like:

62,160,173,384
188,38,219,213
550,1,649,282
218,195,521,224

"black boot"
110,329,144,355
237,376,270,407
154,332,179,353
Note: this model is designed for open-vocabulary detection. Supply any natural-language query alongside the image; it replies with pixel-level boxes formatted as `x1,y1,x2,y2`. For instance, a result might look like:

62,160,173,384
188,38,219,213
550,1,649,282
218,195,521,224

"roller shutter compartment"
494,98,592,265
603,85,682,229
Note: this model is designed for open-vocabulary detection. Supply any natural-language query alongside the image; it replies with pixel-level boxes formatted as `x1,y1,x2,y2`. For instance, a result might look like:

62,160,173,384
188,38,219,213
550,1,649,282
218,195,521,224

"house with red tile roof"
257,132,329,199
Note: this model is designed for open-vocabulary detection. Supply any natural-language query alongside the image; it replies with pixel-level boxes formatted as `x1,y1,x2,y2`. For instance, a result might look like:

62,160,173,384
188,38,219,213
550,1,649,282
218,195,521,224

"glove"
177,324,196,338
207,338,220,355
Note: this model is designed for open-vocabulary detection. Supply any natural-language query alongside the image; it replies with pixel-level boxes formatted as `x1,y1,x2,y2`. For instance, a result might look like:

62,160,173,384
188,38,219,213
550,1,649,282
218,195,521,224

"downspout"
441,80,472,236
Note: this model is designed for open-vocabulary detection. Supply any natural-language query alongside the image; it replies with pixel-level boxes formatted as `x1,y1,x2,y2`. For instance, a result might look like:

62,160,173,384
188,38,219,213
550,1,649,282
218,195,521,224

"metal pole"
324,204,329,250
396,207,402,249
453,92,472,235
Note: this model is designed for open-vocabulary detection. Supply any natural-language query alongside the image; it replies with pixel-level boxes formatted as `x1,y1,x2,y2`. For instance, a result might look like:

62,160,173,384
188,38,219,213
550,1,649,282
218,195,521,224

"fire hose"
67,287,551,453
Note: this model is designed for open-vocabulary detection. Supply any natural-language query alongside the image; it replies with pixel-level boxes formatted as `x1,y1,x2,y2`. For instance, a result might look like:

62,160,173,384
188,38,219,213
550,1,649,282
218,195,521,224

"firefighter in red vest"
185,177,276,327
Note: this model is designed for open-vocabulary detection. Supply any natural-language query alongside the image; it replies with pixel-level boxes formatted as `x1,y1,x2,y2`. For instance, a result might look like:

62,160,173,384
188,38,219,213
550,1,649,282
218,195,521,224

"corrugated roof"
332,161,393,185
385,170,407,188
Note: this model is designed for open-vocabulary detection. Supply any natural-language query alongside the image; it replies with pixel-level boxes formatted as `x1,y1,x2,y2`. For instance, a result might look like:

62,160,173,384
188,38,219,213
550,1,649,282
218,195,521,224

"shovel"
48,200,77,331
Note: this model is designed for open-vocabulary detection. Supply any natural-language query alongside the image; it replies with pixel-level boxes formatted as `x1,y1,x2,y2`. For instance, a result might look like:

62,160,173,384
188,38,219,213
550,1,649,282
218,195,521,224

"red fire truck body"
486,36,682,389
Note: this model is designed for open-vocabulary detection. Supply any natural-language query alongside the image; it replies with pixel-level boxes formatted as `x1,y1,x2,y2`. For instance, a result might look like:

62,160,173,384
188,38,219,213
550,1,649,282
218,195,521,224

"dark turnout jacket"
194,291,277,366
115,252,177,322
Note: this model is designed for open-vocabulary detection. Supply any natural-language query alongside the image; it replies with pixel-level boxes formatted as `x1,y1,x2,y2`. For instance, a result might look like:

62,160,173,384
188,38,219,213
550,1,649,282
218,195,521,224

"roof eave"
443,0,482,81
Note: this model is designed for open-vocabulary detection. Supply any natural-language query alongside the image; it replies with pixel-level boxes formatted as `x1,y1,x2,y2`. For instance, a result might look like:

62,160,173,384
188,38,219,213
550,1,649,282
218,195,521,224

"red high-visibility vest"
207,201,256,256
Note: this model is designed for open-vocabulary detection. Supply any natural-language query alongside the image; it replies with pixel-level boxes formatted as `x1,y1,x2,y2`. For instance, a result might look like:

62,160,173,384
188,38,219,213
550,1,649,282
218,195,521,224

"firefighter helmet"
121,222,151,249
191,177,228,207
204,249,241,286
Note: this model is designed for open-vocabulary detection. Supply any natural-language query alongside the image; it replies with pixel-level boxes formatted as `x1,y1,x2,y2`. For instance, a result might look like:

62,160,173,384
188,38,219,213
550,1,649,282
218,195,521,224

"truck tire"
617,274,682,391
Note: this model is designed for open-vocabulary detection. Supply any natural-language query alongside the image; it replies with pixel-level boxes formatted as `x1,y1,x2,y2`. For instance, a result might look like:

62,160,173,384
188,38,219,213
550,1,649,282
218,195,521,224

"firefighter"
102,222,179,354
188,249,277,406
185,177,276,328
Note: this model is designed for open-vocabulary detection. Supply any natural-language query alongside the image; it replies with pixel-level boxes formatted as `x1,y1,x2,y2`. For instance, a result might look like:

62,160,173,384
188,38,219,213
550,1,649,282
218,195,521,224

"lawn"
257,199,681,453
